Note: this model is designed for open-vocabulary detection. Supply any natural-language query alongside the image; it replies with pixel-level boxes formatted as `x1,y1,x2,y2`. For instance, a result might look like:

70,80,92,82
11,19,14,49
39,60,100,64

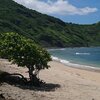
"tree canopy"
0,32,51,86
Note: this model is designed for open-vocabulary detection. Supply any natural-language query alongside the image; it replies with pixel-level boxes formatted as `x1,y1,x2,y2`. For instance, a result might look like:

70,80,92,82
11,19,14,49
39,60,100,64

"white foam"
51,56,69,64
51,56,100,70
75,52,90,55
48,48,66,51
60,59,69,64
60,48,66,51
51,56,60,61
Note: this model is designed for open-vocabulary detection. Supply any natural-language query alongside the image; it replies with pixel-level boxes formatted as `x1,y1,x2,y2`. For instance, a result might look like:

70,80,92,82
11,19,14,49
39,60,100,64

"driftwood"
0,70,27,84
0,70,44,87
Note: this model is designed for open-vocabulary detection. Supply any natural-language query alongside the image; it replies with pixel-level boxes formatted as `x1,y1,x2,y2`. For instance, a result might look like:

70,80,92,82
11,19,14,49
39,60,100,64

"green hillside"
0,0,100,47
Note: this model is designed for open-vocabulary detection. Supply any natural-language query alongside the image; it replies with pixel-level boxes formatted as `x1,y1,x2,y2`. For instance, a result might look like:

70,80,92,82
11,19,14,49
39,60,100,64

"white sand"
0,59,100,100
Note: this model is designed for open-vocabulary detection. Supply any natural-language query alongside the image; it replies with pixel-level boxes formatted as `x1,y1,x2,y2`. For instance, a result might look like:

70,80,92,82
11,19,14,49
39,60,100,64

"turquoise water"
48,47,100,68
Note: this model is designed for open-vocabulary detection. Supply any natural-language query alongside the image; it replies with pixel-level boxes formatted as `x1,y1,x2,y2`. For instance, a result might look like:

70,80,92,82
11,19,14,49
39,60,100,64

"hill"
0,0,100,47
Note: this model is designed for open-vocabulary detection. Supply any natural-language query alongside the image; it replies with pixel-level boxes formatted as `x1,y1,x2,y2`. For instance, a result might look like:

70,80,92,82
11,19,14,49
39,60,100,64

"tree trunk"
28,67,33,82
28,67,40,86
9,73,27,83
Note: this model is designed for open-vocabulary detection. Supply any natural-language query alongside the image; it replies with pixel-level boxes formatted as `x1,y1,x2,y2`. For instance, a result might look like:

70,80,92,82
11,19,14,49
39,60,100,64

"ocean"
48,47,100,69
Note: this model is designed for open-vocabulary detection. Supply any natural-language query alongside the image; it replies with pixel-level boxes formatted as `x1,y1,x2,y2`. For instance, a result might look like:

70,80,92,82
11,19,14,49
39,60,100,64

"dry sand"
0,59,100,100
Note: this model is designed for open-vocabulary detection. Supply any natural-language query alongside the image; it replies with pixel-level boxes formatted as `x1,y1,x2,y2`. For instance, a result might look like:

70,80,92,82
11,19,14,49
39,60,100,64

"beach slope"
0,59,100,100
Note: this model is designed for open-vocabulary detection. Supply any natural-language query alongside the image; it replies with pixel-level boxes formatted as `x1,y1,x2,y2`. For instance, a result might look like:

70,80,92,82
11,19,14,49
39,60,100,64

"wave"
48,48,66,51
51,56,60,61
51,56,100,70
75,52,90,55
51,56,69,63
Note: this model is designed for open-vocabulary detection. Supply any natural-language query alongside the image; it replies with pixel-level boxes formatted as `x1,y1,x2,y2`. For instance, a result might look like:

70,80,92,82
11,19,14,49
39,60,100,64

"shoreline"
50,61,100,83
48,47,100,70
51,56,100,73
47,61,100,84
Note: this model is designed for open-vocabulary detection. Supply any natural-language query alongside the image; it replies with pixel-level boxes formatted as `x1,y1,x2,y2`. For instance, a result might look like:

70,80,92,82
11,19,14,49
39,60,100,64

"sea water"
48,47,100,69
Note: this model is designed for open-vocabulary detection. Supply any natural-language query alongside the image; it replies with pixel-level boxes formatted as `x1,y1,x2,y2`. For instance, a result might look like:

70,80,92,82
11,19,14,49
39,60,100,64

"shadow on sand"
0,70,61,92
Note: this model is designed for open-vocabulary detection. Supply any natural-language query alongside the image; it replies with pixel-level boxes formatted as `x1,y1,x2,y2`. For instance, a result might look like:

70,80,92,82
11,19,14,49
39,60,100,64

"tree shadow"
0,70,61,92
18,82,61,92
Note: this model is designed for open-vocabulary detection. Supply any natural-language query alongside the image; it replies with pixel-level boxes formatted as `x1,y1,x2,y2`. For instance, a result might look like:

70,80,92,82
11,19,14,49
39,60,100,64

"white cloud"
14,0,98,15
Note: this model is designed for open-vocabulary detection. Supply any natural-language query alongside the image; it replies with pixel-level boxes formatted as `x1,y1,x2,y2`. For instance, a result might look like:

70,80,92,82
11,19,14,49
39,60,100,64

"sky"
14,0,100,24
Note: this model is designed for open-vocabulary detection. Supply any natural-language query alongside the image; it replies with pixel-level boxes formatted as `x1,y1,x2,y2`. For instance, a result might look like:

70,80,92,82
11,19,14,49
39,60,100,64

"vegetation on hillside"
0,32,51,86
0,0,100,47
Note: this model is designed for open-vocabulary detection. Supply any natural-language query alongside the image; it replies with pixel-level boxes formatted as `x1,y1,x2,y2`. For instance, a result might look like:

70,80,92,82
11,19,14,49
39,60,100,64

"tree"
0,32,51,86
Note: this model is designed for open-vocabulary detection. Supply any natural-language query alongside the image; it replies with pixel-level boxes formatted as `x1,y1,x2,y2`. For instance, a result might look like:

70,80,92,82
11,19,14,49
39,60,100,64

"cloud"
14,0,98,15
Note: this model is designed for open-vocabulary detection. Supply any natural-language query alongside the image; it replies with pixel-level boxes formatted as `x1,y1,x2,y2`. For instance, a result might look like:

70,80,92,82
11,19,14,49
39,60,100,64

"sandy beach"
0,59,100,100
